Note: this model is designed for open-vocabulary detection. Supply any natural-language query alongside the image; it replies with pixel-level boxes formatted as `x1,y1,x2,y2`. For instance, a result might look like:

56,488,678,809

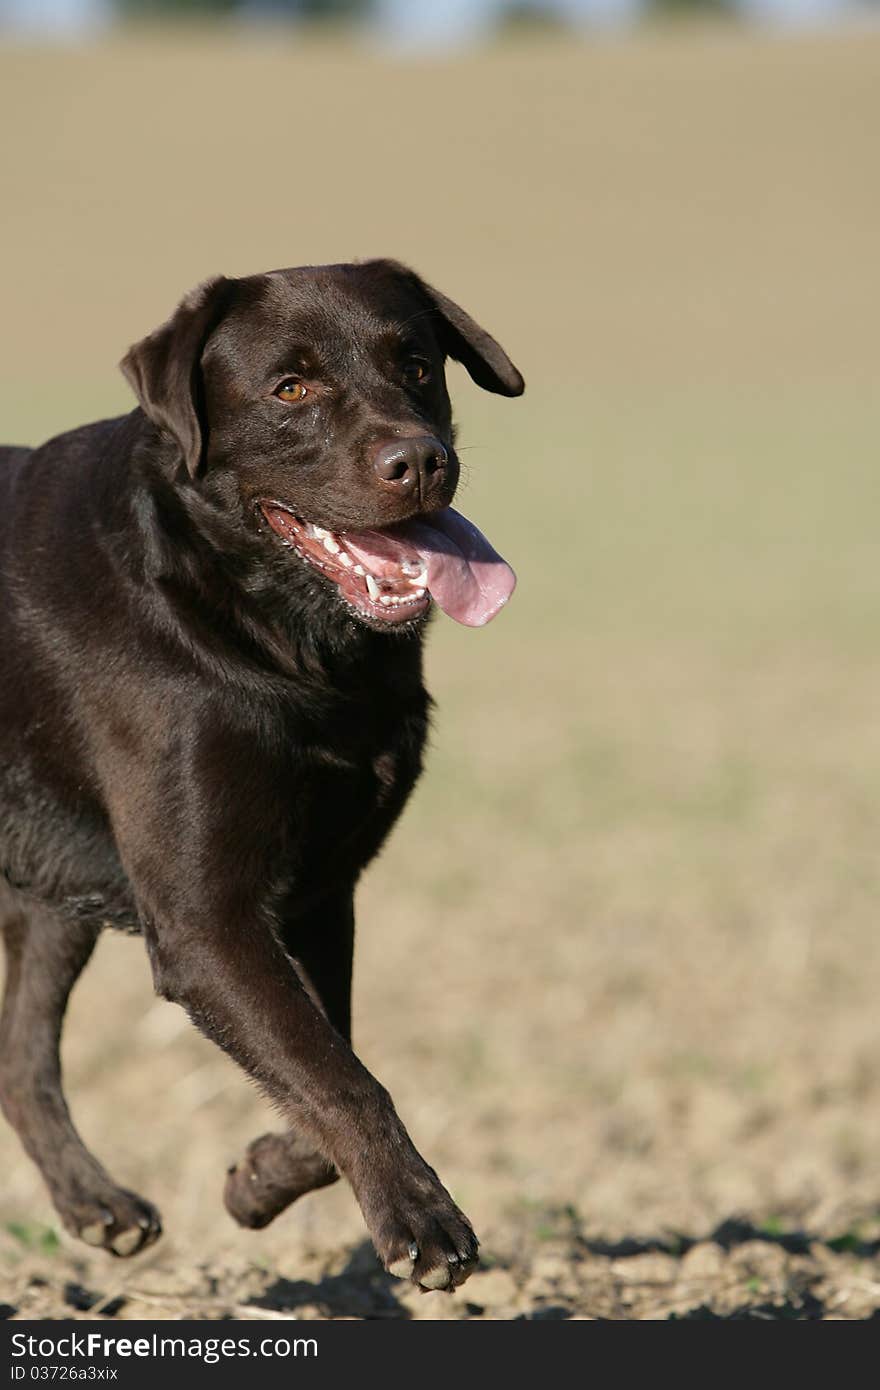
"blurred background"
2,0,879,40
1,0,880,1322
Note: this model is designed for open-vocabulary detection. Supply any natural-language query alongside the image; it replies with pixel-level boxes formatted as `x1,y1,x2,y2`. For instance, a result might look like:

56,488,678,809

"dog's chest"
283,715,425,888
0,674,428,930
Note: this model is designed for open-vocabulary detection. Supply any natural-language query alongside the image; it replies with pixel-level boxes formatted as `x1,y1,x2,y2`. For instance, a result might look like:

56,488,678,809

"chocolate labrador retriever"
0,260,523,1292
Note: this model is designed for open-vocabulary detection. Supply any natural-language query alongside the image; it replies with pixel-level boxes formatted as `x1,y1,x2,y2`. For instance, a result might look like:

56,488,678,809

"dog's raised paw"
224,1130,337,1230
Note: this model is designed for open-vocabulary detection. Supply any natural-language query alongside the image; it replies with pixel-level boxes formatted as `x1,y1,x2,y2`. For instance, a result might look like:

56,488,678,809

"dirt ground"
2,22,880,1321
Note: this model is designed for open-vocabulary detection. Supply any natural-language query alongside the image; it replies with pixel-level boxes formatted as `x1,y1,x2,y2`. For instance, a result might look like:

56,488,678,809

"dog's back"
0,445,32,467
0,445,32,524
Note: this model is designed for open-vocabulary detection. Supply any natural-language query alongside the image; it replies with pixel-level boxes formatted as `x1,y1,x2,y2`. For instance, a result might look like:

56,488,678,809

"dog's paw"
224,1130,337,1230
361,1163,479,1292
67,1189,162,1257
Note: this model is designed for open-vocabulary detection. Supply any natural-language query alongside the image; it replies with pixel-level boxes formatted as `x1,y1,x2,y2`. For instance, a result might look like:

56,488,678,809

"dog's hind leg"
223,890,353,1230
0,895,161,1256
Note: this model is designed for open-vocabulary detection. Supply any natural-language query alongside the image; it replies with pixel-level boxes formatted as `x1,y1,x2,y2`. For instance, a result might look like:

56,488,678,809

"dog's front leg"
138,899,476,1292
223,887,354,1230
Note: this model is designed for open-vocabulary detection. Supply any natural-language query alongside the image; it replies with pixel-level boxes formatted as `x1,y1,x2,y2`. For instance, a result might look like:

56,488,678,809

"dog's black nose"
372,437,448,497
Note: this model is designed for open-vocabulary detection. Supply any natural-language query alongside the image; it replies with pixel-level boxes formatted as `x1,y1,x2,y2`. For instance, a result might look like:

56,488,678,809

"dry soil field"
1,21,880,1320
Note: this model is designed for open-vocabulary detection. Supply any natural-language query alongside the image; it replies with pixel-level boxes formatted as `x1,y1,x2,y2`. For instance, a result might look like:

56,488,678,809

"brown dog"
0,261,523,1291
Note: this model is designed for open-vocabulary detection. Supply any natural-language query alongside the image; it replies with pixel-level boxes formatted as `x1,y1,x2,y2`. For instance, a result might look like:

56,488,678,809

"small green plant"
828,1230,861,1255
4,1221,60,1256
759,1215,785,1238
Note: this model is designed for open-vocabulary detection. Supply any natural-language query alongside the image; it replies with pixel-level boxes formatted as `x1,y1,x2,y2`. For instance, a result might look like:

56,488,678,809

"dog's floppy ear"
378,261,524,398
120,276,231,476
421,278,525,397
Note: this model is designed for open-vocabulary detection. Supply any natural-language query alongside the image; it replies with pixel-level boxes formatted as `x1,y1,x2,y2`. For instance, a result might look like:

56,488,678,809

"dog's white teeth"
353,564,366,577
365,574,381,600
400,559,423,579
322,534,340,555
407,568,428,587
339,552,352,568
311,525,328,540
374,589,426,608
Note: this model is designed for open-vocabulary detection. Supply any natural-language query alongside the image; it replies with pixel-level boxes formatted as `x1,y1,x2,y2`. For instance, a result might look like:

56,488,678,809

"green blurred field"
2,23,880,1318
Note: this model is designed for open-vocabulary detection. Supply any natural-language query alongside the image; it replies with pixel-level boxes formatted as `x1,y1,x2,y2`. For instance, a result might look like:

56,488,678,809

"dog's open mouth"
260,503,516,628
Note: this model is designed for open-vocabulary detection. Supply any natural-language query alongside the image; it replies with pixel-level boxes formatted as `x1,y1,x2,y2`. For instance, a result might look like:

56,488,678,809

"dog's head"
121,261,523,631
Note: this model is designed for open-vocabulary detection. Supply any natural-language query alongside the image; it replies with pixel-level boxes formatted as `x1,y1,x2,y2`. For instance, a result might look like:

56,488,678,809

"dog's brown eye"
276,380,307,403
403,361,429,385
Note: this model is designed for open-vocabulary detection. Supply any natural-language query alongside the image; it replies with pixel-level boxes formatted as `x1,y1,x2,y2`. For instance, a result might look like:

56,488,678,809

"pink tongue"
343,507,516,627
